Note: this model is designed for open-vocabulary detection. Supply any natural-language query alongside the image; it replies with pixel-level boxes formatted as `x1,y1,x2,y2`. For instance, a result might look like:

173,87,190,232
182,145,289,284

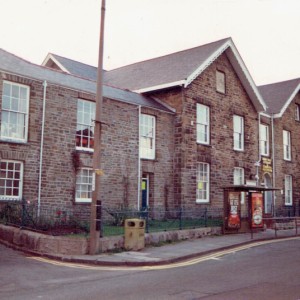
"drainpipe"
37,80,47,217
271,114,276,216
255,112,262,186
137,105,141,210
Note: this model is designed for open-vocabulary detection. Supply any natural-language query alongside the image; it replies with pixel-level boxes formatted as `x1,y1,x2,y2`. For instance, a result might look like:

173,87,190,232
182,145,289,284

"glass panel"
3,82,11,96
2,96,11,110
12,85,19,98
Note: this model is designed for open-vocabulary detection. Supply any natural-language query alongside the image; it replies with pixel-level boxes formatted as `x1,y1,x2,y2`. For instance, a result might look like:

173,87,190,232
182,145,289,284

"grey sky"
0,0,299,85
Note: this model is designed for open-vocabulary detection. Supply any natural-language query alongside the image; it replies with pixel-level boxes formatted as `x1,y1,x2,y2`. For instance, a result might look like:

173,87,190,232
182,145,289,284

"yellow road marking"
28,236,300,271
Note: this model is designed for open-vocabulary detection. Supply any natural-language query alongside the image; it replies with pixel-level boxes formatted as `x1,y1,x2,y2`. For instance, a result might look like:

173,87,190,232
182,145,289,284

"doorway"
264,173,273,214
141,177,149,210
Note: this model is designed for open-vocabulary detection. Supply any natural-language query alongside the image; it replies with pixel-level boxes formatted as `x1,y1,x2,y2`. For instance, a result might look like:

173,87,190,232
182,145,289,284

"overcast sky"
0,0,299,85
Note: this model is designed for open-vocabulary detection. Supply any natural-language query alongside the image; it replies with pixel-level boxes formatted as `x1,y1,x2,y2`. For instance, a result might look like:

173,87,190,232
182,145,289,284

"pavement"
44,228,300,267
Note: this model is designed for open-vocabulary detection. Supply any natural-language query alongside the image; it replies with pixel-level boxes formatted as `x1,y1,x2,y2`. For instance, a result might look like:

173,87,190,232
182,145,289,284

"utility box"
124,218,145,251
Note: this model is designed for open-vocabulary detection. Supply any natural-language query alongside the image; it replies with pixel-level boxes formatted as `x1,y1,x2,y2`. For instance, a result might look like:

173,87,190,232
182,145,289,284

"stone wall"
0,72,175,213
0,224,222,255
151,52,259,209
272,91,300,209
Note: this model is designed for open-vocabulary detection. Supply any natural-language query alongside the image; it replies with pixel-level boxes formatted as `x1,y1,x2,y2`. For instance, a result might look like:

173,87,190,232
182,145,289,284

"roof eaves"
134,80,186,93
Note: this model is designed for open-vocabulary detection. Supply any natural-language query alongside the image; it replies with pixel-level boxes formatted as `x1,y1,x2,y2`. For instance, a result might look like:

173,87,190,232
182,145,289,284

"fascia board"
184,40,231,88
226,42,267,112
41,54,70,74
276,83,300,118
134,80,186,93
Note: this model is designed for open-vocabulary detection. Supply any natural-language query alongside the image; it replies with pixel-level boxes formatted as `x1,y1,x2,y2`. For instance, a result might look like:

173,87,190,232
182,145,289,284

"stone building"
1,37,299,218
259,78,300,215
0,48,174,213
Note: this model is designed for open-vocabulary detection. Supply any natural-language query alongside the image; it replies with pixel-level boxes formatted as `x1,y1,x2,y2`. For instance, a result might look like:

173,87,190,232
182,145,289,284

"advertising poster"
227,192,241,229
251,193,264,228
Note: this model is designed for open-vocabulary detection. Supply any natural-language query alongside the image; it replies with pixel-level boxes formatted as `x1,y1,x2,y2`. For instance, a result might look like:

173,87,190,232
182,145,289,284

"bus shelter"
223,185,279,234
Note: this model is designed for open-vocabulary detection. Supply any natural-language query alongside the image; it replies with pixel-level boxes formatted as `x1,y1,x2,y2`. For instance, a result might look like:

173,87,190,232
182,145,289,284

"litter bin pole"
124,218,145,251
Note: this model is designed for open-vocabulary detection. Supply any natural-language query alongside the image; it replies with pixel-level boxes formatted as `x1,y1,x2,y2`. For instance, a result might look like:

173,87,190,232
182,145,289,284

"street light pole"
89,0,106,255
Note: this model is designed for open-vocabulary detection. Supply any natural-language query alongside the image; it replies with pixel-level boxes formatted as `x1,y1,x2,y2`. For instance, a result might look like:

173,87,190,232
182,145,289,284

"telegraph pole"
89,0,106,255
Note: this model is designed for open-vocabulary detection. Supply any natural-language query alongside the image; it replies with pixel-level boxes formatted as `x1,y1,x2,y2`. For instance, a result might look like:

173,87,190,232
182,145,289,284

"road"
1,239,300,300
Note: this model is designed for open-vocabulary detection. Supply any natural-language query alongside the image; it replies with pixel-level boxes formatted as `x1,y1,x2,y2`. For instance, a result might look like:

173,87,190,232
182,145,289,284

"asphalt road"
1,239,300,300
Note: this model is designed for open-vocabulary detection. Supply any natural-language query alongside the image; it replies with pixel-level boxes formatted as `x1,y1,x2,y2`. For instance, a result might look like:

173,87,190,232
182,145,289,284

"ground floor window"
0,160,23,200
76,168,93,203
284,175,293,206
196,162,210,203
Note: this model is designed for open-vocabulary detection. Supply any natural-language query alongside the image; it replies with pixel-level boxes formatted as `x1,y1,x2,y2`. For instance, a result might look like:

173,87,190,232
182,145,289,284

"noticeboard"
226,192,241,229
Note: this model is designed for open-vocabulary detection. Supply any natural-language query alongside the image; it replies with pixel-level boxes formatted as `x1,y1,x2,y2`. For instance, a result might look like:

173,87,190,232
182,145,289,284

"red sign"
251,193,264,228
227,192,241,229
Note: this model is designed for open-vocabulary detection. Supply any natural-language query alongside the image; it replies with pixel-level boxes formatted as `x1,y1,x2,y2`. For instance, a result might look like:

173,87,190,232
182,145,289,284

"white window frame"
233,115,244,151
75,168,93,203
76,99,95,152
196,104,210,145
283,130,291,161
259,124,269,156
140,114,156,160
233,167,245,204
196,162,210,203
0,160,23,200
284,175,293,206
216,70,226,94
1,81,30,143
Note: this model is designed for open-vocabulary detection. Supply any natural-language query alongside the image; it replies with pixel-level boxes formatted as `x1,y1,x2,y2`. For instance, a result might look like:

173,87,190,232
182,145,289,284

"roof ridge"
107,37,231,72
259,77,300,88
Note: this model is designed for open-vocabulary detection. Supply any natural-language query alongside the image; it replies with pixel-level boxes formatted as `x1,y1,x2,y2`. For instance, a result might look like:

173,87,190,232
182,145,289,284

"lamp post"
89,0,106,255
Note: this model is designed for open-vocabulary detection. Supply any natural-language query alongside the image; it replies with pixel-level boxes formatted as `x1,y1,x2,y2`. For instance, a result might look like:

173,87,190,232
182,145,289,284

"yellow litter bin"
124,218,145,251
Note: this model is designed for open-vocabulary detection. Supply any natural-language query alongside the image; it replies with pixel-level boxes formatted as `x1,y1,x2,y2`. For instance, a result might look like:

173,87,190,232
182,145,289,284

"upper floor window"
196,104,210,144
260,124,269,156
284,175,293,206
196,162,210,203
75,168,93,203
0,160,23,200
140,114,155,160
1,81,29,142
216,70,226,94
233,115,244,151
234,167,244,185
76,99,95,151
295,104,300,121
283,130,291,161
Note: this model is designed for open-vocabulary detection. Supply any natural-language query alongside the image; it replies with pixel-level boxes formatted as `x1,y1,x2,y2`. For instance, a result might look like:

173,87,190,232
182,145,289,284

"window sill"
283,159,292,162
0,138,28,145
233,148,244,152
75,200,92,204
196,200,210,204
197,142,211,147
76,147,94,153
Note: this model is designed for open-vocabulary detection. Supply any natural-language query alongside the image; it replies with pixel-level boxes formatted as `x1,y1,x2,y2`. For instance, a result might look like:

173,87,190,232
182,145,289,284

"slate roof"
40,37,266,112
258,78,300,116
104,38,231,91
0,49,172,113
42,53,99,81
103,37,266,112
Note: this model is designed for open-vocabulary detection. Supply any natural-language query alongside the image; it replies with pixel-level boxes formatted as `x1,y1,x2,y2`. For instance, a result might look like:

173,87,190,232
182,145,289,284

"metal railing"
0,200,223,237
